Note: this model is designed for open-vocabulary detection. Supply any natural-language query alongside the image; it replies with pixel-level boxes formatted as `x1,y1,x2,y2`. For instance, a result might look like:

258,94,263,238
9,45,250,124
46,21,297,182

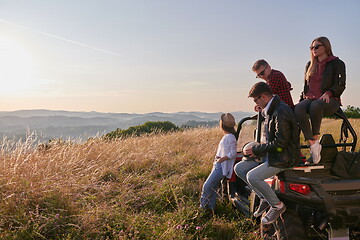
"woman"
295,36,346,164
199,113,237,211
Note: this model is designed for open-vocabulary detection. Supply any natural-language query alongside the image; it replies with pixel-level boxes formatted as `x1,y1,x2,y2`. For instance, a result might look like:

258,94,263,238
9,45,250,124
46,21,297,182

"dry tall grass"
0,118,358,239
0,126,259,240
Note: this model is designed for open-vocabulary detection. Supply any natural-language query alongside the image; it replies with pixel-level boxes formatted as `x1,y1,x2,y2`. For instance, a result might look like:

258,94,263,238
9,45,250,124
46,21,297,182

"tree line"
343,105,360,118
103,105,360,140
104,121,179,139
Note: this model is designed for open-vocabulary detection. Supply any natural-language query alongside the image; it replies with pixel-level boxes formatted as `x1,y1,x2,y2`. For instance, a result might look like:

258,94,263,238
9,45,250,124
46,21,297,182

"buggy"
226,109,360,240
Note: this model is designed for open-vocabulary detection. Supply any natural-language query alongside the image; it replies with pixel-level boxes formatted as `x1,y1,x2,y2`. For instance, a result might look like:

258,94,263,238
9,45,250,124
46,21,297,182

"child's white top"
216,133,237,178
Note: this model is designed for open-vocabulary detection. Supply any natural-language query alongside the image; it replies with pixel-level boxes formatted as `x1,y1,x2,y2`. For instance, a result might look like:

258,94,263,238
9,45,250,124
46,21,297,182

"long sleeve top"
266,69,294,108
216,133,237,178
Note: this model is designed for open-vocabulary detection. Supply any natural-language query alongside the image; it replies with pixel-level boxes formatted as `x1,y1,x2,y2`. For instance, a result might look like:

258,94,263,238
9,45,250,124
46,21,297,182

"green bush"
104,121,179,139
344,105,360,118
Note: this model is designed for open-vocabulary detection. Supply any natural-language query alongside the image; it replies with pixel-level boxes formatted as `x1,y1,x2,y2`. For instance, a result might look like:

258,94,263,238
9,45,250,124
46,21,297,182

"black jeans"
294,99,340,140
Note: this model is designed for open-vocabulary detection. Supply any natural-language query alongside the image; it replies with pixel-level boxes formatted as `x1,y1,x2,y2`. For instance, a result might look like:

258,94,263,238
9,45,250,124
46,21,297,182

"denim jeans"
200,162,224,210
234,159,283,206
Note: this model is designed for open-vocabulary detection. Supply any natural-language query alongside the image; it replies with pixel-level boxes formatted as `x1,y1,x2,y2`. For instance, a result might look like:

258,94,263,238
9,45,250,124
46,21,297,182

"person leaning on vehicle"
234,82,301,225
252,59,294,109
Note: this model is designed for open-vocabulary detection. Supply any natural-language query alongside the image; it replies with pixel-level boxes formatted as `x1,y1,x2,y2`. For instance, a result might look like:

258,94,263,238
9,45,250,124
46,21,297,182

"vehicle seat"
319,134,338,170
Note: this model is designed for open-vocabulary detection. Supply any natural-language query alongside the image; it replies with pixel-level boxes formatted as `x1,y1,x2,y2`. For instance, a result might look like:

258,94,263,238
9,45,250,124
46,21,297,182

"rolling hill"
0,109,252,141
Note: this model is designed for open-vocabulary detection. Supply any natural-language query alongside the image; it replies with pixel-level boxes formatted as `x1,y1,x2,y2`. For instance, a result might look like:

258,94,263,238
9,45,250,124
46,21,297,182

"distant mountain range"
0,109,253,141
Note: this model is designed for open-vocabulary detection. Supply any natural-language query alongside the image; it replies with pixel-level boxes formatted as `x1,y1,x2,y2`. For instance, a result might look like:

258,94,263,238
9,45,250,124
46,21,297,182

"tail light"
288,183,311,195
265,177,311,195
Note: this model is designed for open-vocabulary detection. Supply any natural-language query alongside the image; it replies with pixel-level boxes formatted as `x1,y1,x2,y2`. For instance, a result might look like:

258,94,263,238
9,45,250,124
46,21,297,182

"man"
252,59,294,108
234,82,300,224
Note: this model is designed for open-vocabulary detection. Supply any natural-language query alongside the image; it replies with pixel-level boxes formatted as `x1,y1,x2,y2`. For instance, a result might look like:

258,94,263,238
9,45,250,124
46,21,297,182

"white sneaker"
310,140,322,164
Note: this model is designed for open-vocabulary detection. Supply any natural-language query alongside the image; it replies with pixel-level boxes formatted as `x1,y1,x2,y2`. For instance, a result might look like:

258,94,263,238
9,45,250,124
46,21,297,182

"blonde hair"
305,36,334,80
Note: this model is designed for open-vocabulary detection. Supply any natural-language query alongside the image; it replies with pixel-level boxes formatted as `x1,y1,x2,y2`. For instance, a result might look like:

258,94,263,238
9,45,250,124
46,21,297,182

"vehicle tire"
260,209,306,240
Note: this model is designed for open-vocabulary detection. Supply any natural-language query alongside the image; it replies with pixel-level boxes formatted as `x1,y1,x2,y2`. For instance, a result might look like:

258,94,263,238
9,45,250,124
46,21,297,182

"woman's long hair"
305,36,334,80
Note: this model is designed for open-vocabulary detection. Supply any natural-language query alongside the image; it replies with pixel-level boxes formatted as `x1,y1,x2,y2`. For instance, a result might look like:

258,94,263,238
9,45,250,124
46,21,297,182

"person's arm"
216,155,229,163
216,134,237,163
252,107,291,156
328,60,346,97
267,71,287,95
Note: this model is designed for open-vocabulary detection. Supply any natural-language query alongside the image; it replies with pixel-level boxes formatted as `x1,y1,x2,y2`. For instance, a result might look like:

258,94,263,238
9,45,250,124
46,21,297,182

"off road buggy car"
225,109,360,240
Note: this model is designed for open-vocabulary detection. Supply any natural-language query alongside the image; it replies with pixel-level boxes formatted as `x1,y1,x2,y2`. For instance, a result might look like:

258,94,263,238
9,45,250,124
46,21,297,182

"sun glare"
0,37,36,95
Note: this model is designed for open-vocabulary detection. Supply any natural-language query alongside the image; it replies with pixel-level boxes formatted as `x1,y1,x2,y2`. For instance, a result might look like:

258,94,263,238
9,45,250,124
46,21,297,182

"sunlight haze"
0,0,359,113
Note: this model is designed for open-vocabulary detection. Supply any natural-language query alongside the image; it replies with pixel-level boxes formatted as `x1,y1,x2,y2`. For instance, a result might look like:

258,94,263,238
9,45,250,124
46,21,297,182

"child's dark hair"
221,123,238,138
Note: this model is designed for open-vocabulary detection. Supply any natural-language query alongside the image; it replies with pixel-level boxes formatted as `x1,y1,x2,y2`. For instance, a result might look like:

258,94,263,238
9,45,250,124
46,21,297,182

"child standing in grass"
200,113,238,211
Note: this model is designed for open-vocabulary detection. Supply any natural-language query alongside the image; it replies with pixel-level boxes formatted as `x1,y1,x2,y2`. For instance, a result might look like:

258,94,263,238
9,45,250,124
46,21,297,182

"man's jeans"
200,162,224,210
234,159,283,206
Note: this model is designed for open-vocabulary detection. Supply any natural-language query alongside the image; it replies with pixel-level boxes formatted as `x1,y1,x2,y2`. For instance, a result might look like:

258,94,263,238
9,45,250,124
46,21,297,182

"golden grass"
0,118,359,239
0,128,260,239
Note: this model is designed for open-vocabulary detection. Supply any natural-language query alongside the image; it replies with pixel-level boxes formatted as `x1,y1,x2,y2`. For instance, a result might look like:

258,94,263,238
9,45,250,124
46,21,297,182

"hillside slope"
0,118,357,239
0,126,260,239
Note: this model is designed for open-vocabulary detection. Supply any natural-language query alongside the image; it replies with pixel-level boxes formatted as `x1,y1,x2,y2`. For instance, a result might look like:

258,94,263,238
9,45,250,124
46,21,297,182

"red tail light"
288,183,311,195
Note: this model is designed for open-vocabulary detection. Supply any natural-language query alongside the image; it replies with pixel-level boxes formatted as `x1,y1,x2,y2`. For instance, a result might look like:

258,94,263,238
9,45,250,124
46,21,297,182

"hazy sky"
0,0,359,113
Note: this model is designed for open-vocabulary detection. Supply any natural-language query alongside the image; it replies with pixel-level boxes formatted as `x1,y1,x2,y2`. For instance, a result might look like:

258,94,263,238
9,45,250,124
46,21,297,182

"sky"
0,0,359,114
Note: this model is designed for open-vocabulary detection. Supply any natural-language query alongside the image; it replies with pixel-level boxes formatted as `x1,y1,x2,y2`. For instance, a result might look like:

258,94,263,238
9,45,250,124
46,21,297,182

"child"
200,113,238,210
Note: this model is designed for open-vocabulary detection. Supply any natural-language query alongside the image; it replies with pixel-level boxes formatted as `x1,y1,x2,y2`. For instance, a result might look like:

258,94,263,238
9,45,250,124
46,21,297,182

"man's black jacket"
252,95,301,168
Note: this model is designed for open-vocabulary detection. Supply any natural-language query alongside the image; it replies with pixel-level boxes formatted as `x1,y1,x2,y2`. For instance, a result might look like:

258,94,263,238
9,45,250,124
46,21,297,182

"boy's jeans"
234,159,283,206
200,162,224,210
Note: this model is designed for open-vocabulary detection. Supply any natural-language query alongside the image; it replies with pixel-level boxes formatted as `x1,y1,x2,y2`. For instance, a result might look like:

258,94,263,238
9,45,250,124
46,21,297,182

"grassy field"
0,118,358,239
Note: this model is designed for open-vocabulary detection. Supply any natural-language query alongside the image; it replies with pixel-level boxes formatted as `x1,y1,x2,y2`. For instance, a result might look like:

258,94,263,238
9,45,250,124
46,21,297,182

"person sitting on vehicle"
234,82,300,225
200,113,238,212
252,59,294,109
294,36,346,164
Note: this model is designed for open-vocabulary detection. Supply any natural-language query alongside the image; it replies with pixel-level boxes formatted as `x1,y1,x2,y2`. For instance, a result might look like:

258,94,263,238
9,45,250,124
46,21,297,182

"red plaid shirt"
266,70,294,108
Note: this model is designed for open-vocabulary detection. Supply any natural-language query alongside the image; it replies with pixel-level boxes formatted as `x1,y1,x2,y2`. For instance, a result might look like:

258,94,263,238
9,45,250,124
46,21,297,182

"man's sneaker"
261,202,286,225
253,199,270,217
310,140,322,164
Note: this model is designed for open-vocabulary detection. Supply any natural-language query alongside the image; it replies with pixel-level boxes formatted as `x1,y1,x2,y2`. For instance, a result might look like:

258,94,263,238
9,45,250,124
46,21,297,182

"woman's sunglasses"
310,44,323,50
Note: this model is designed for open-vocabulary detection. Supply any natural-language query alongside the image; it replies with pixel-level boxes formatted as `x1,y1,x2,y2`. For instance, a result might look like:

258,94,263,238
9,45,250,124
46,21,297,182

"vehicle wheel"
260,209,306,240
